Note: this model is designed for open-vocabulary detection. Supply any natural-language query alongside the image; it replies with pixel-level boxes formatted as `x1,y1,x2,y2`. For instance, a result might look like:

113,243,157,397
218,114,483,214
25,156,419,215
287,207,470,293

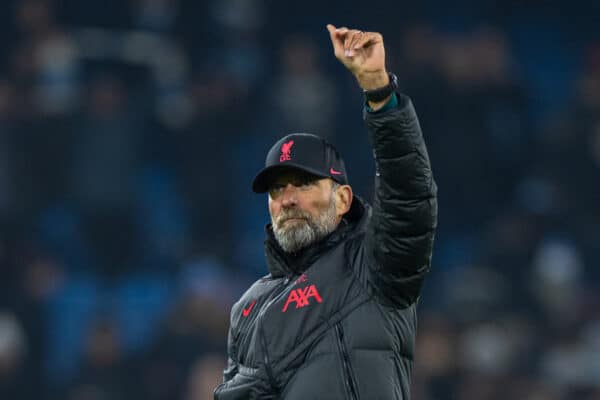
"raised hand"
326,24,388,91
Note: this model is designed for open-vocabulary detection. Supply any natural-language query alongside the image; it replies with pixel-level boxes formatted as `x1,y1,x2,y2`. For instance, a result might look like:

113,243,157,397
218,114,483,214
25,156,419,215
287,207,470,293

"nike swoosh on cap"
330,167,342,175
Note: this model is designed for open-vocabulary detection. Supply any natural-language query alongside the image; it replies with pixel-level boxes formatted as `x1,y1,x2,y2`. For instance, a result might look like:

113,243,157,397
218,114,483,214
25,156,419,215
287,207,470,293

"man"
214,24,437,399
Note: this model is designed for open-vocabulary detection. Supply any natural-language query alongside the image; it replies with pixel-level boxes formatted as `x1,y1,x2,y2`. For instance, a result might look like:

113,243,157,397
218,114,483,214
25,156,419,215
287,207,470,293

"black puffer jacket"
214,93,437,400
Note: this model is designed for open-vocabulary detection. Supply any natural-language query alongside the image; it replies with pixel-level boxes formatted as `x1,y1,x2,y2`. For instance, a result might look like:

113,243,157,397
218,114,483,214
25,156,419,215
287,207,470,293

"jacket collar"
264,196,368,278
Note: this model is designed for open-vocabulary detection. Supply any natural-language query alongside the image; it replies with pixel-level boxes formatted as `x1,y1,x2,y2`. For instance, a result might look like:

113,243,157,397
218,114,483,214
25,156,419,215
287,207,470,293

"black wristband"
363,72,398,103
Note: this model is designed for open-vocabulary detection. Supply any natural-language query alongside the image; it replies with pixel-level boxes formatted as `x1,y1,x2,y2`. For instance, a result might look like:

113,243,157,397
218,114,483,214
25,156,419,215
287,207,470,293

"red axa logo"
279,140,294,162
282,284,322,312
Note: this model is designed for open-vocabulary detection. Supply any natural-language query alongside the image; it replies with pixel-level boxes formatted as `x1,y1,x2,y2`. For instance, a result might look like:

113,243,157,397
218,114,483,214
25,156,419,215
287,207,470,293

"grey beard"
272,199,338,254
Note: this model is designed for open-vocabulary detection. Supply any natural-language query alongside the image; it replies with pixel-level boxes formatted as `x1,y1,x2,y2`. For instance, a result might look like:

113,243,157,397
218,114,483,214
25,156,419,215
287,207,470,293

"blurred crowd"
0,0,599,399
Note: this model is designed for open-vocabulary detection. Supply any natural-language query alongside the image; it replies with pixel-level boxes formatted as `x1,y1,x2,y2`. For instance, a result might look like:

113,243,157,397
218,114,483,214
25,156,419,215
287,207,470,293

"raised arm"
327,24,438,307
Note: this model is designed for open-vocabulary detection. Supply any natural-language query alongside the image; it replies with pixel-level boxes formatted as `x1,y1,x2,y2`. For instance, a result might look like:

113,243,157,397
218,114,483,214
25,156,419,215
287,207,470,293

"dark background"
0,0,599,398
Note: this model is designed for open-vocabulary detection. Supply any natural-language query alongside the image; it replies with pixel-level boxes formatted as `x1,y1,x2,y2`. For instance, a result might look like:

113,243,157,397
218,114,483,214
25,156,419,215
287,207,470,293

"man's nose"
280,184,299,207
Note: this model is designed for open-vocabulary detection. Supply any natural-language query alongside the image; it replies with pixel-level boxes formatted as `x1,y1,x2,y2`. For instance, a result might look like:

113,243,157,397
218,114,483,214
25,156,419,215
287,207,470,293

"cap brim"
252,163,330,193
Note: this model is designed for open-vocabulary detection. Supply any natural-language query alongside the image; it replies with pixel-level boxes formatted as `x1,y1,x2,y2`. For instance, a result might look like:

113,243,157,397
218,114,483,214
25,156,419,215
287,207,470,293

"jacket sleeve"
223,325,238,382
363,93,438,308
215,311,277,400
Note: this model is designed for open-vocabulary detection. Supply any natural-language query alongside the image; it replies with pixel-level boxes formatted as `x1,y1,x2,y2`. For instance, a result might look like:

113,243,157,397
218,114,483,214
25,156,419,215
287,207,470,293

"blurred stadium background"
0,0,599,399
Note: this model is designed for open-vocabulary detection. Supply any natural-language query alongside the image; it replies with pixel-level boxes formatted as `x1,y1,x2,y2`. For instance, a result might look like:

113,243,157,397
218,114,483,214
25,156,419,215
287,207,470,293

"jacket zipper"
335,323,359,400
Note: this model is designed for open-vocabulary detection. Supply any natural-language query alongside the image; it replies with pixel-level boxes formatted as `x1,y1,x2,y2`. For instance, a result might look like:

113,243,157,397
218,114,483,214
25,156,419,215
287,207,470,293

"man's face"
268,170,344,253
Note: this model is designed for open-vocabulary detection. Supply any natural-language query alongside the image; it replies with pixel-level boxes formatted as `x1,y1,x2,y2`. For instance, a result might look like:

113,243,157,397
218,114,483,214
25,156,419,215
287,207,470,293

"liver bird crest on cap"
280,140,294,162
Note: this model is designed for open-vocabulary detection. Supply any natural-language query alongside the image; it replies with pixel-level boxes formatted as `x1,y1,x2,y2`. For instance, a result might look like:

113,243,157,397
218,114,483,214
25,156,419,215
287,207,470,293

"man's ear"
335,184,353,217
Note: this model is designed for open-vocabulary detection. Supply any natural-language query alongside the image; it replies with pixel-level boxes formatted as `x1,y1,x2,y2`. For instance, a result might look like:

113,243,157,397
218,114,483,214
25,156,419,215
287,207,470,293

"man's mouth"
278,216,309,228
282,217,306,224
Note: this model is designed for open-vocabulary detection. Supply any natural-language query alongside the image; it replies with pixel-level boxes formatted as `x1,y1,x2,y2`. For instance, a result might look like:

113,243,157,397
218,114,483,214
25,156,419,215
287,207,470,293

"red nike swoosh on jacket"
242,300,257,317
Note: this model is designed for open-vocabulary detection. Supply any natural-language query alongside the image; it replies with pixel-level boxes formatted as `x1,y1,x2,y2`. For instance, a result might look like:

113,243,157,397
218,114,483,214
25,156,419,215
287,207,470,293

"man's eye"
296,180,315,189
269,185,284,195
